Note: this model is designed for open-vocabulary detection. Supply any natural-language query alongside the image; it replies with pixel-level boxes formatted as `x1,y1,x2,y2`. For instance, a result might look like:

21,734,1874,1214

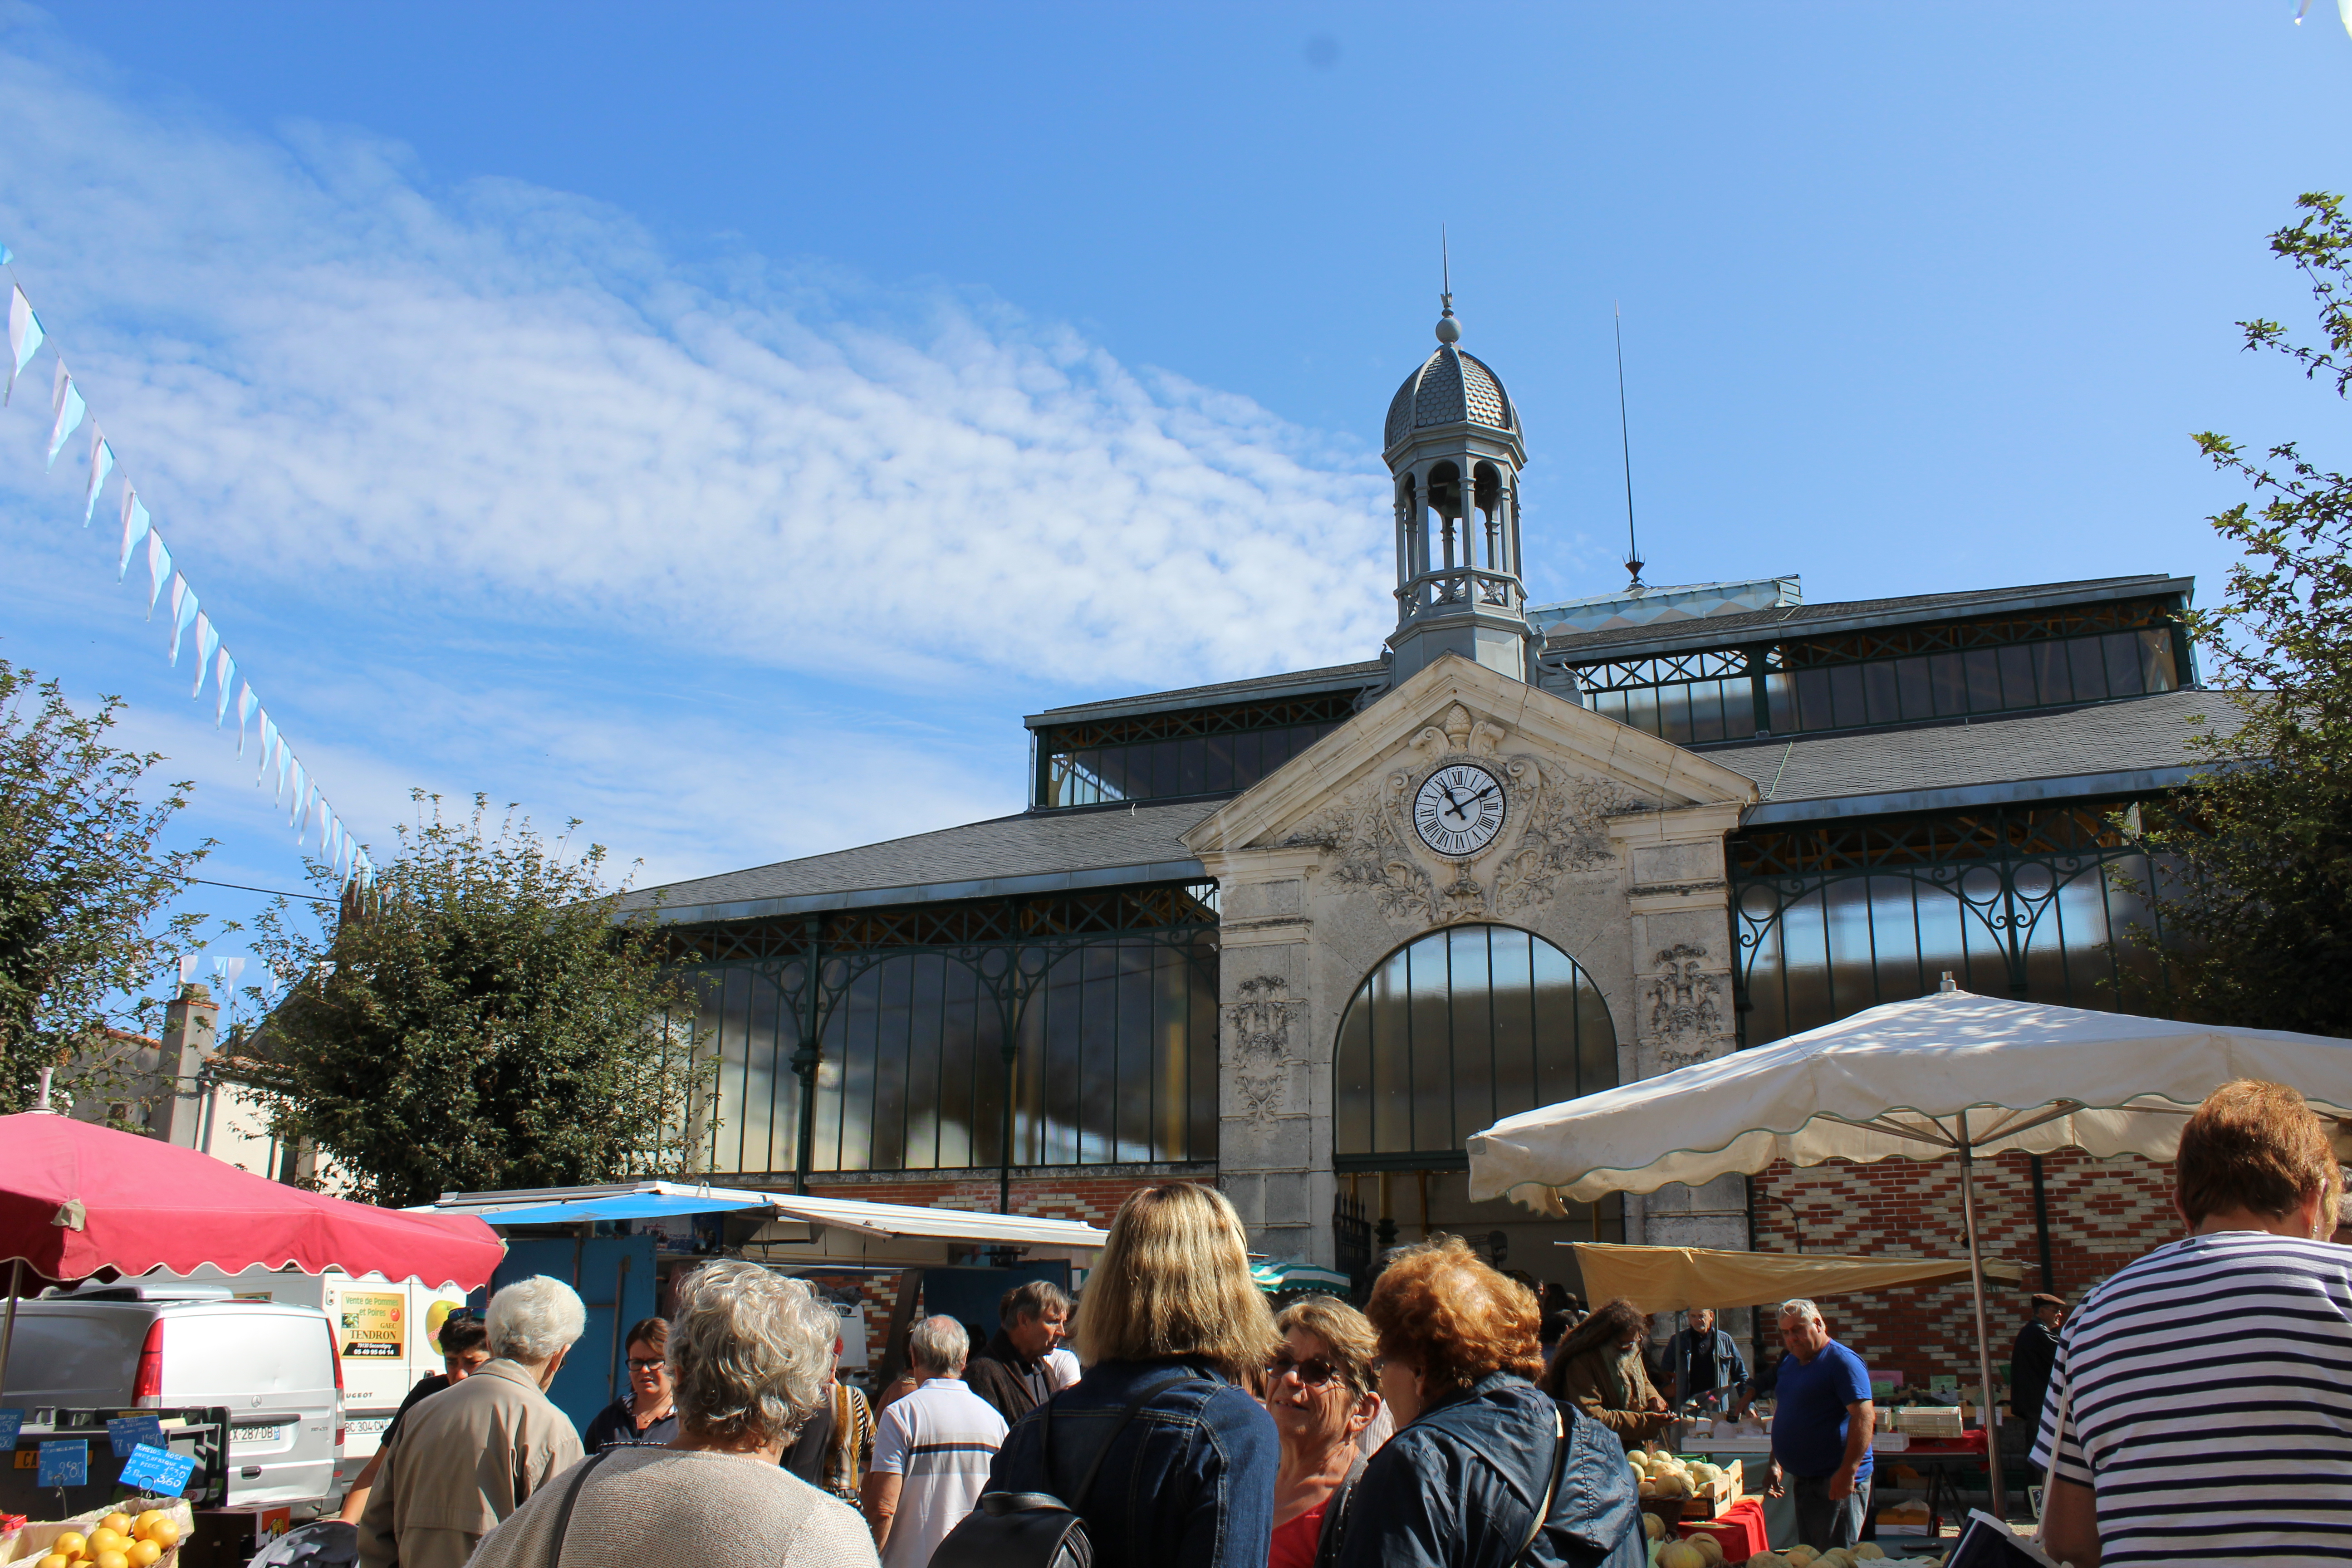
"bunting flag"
192,613,219,696
118,486,149,580
7,255,372,891
145,532,171,617
45,362,83,470
211,956,246,995
167,577,194,664
5,286,38,405
176,955,201,987
81,428,112,523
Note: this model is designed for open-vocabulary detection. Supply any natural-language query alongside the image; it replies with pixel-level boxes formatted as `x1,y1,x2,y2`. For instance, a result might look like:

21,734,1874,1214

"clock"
1412,762,1507,857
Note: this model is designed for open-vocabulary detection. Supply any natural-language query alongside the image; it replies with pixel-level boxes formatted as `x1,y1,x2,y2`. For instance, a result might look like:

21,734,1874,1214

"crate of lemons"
12,1503,189,1568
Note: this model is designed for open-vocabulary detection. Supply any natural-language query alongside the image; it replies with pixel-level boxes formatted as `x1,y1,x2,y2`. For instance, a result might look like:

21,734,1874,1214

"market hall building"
628,299,2205,1378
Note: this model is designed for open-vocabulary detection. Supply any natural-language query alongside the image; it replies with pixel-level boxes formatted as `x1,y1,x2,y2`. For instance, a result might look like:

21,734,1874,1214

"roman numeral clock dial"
1411,763,1507,858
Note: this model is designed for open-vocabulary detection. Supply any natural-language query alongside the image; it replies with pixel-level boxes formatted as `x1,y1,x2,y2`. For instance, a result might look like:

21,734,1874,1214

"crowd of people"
345,1077,2352,1568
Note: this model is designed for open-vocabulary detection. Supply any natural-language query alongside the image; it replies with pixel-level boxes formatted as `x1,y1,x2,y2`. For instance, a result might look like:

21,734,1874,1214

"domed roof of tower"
1384,327,1518,451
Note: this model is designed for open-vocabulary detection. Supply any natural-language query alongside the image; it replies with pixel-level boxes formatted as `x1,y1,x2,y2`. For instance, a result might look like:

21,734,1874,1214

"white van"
0,1283,343,1509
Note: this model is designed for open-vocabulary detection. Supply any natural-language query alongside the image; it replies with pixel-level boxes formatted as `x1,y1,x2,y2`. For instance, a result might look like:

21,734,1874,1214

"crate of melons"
1629,1448,1743,1519
9,1499,190,1568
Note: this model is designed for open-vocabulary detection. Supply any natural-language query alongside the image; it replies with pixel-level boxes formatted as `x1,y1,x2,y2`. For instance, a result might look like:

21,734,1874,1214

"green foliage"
245,793,714,1205
0,660,210,1115
2142,192,2352,1033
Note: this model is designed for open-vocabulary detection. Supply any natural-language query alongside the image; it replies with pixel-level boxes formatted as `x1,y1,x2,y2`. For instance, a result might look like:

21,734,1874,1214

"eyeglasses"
1268,1353,1345,1389
627,1358,666,1373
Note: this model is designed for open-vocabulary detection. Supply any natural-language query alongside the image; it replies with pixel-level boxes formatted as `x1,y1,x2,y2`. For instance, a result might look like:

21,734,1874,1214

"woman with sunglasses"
582,1317,679,1452
1265,1297,1382,1568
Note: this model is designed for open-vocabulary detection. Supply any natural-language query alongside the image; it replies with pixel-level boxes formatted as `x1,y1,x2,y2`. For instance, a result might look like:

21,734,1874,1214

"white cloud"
0,13,1396,696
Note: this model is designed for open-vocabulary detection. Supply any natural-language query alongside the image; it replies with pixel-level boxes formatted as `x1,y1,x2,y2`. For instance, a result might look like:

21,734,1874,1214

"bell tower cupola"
1381,287,1531,685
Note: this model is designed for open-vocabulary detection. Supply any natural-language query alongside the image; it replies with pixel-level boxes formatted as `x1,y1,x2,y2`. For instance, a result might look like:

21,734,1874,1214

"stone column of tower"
1382,294,1532,685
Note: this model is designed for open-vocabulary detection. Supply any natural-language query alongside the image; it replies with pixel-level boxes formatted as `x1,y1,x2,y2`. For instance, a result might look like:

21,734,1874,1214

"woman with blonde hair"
977,1181,1281,1568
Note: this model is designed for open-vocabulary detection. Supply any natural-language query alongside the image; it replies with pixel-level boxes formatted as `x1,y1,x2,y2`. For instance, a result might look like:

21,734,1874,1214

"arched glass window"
1333,924,1617,1168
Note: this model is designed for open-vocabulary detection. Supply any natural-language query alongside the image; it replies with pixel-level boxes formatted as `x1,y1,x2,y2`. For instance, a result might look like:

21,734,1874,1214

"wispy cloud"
0,11,1394,706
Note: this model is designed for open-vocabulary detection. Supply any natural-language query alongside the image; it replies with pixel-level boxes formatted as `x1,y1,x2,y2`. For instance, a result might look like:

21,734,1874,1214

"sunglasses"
1268,1353,1347,1389
627,1357,666,1373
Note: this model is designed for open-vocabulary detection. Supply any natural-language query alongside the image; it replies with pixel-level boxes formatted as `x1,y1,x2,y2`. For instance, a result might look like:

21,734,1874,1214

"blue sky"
0,1,2348,993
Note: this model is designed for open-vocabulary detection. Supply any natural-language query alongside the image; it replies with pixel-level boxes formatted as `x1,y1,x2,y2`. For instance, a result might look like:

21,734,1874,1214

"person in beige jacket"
356,1276,587,1568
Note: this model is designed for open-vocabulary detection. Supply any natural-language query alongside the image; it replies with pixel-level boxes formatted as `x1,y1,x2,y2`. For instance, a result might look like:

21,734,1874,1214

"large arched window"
1333,924,1617,1169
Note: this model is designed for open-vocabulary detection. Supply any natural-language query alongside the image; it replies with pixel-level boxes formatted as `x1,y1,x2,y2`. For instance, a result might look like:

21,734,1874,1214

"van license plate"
231,1423,291,1446
344,1418,389,1438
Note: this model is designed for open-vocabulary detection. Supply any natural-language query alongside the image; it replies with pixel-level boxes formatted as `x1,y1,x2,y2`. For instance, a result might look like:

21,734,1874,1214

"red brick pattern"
1751,1151,2352,1390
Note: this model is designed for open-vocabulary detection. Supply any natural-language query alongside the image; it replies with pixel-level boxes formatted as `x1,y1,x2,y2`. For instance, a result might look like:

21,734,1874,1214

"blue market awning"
468,1193,775,1227
1252,1259,1352,1294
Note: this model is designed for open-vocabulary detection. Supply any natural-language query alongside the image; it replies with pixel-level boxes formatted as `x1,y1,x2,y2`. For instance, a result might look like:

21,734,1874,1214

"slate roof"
1708,689,2242,824
1384,344,1518,449
1542,574,2191,663
623,798,1218,924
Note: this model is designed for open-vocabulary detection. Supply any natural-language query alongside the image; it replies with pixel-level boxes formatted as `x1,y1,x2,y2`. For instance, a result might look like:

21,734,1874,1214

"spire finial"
1615,300,1643,590
1436,226,1460,344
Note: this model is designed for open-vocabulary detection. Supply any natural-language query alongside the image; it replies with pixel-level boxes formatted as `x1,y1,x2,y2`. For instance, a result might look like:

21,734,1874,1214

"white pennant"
235,683,257,753
118,487,150,582
5,286,40,405
82,429,113,525
45,362,84,470
168,578,196,665
192,614,219,696
145,532,171,618
213,650,235,725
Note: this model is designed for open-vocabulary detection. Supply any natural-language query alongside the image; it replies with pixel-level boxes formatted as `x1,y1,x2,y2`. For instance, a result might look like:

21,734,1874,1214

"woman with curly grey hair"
465,1260,879,1568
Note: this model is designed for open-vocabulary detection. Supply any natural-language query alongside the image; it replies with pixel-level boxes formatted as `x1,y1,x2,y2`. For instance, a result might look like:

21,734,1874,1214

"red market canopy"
0,1112,504,1290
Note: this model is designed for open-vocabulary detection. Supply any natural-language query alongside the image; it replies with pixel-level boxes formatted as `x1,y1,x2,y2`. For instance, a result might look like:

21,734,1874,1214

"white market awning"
423,1180,1107,1252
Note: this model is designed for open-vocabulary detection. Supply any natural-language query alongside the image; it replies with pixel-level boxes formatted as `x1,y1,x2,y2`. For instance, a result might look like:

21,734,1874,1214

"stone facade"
1184,653,1757,1266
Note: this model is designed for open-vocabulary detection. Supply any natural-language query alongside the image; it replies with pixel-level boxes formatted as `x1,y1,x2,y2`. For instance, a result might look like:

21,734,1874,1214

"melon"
1656,1544,1708,1568
1691,1534,1726,1565
1643,1514,1666,1542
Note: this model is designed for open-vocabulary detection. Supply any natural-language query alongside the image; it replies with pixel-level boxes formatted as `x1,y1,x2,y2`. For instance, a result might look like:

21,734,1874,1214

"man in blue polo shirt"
1763,1297,1875,1549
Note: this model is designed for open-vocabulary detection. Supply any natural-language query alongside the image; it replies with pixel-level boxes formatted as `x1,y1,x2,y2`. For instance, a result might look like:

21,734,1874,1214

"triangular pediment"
1182,652,1759,859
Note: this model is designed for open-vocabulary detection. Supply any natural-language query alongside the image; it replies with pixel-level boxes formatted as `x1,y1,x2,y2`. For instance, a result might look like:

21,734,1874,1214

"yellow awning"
1567,1242,2026,1317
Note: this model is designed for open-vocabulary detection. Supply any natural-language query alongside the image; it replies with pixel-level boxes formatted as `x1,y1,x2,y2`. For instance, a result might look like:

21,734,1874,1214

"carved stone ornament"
1281,702,1632,926
1225,975,1301,1127
1642,941,1728,1068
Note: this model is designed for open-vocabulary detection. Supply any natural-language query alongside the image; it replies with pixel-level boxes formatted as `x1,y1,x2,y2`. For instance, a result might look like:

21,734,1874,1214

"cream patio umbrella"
1466,980,2352,1515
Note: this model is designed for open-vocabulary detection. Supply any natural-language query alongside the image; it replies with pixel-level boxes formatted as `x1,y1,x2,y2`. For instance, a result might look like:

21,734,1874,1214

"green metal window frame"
662,881,1220,1206
1567,596,2196,747
1333,923,1618,1173
1729,801,2172,1049
1033,689,1370,808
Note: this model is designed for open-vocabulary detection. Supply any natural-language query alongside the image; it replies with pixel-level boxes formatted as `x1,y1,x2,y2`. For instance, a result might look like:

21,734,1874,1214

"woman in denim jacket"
986,1183,1282,1568
1336,1237,1644,1568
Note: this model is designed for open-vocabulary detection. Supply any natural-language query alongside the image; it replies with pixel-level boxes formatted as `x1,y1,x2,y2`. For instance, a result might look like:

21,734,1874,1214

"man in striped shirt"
864,1315,1010,1568
2035,1079,2352,1565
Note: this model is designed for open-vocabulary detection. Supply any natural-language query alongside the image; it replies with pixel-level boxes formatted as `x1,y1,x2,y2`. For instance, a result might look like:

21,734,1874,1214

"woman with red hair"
1335,1236,1642,1568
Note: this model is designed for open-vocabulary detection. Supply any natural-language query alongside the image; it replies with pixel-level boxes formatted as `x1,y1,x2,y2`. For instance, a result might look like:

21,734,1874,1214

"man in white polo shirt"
862,1314,1010,1568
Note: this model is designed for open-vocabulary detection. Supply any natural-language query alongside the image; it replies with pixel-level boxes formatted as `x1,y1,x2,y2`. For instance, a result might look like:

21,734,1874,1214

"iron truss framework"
1728,800,2174,1048
1034,688,1370,754
658,880,1220,1207
1567,594,2184,695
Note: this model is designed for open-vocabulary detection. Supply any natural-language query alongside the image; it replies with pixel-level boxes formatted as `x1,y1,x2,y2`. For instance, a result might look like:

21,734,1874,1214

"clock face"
1412,763,1508,858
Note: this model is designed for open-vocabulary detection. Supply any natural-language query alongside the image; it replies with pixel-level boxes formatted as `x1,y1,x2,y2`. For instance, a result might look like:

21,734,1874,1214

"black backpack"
930,1371,1187,1568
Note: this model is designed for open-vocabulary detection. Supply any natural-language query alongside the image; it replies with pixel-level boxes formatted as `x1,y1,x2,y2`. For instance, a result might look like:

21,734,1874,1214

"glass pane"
1688,681,1726,745
1625,686,1660,737
1887,658,1927,722
1204,735,1234,793
1186,940,1218,1161
939,961,978,1169
1335,972,1373,1155
970,974,1006,1170
1592,690,1627,725
1721,680,1759,740
1407,939,1453,1152
1795,669,1833,732
2138,628,2178,693
1930,652,1969,717
1076,944,1117,1164
1739,892,1790,1047
1657,683,1693,745
1116,943,1154,1162
1997,645,2035,711
1449,926,1497,1147
869,958,912,1173
1530,938,1586,1109
903,956,944,1170
1829,665,1867,730
2102,632,2145,697
1151,740,1181,799
1963,649,2002,713
1045,956,1087,1164
2068,637,2109,702
1823,876,1880,1014
1261,728,1294,774
1776,889,1833,1038
1369,953,1412,1152
1489,930,1538,1118
1178,739,1205,797
1575,970,1619,1099
2032,641,2073,707
1765,673,1797,735
1862,662,1901,727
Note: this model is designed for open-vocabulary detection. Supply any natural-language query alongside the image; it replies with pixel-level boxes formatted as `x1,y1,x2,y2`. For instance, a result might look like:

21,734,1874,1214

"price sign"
0,1410,23,1452
107,1415,164,1458
118,1444,196,1497
36,1440,87,1488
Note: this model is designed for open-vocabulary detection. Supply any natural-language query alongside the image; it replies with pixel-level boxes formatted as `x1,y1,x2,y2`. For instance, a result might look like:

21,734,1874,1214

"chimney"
152,982,218,1148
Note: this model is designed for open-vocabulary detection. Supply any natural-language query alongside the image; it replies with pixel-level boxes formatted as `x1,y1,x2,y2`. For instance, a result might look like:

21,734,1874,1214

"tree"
244,793,714,1205
0,660,210,1115
2136,192,2352,1034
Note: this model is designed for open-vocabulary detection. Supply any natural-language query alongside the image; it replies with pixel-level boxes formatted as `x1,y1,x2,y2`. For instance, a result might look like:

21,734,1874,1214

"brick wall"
1749,1151,2176,1392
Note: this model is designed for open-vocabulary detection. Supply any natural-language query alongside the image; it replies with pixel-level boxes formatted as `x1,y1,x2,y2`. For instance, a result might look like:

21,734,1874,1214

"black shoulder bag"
931,1371,1189,1568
